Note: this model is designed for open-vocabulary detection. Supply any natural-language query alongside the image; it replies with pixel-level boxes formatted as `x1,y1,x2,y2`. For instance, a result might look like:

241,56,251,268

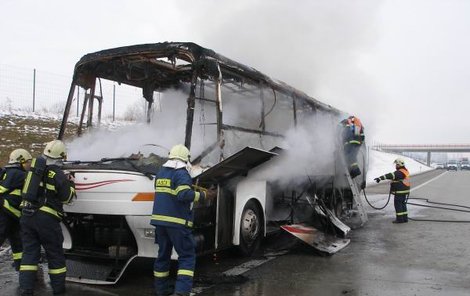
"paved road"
199,169,470,296
1,169,469,295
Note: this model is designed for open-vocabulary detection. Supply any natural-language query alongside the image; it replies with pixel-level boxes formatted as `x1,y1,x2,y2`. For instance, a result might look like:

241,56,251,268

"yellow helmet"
43,140,67,159
394,158,405,167
168,144,190,162
9,149,32,164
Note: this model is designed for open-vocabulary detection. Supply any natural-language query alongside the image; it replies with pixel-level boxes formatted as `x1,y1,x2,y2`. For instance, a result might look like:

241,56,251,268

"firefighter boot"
350,166,361,178
53,288,66,295
50,273,66,295
154,277,173,296
156,289,173,296
20,289,34,296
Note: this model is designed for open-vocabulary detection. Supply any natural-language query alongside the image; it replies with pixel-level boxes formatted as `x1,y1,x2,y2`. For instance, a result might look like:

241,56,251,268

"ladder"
338,145,368,228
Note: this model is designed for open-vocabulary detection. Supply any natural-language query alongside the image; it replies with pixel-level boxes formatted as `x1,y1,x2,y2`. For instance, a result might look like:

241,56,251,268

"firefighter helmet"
168,144,190,162
394,158,405,167
43,140,67,159
8,149,32,164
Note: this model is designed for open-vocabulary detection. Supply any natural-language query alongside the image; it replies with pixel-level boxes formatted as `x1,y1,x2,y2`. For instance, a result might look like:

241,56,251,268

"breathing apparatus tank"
22,156,47,205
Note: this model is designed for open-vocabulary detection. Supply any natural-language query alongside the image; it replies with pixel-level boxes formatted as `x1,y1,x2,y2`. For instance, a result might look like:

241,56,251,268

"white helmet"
9,149,32,164
43,140,67,159
168,144,190,162
394,158,405,167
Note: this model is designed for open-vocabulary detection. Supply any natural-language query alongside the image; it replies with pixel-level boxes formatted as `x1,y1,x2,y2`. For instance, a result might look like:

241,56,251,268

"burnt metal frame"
59,42,342,148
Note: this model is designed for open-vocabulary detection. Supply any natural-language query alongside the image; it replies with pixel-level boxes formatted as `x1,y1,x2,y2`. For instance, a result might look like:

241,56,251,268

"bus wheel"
239,200,262,256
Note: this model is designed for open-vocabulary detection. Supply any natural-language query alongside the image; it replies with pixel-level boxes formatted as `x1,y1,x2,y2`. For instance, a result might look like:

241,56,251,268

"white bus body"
58,42,367,284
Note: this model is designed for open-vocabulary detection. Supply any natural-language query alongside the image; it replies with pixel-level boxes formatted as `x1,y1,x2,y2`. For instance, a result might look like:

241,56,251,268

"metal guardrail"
373,144,470,152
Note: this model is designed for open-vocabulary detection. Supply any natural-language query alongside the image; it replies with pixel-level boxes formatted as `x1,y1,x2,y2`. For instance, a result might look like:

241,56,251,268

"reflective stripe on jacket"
342,117,365,145
0,165,26,218
151,166,204,228
391,168,410,194
379,167,411,195
36,165,76,220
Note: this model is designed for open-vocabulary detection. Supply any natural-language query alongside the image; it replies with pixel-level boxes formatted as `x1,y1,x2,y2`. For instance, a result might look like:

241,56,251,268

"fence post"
32,68,36,112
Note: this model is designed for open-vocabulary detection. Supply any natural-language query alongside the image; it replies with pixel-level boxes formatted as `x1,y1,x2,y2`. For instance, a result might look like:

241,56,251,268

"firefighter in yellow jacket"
0,149,32,271
375,158,411,223
19,140,76,295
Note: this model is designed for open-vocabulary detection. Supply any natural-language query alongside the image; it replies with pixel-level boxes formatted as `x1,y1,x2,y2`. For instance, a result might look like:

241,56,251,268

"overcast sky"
1,0,469,144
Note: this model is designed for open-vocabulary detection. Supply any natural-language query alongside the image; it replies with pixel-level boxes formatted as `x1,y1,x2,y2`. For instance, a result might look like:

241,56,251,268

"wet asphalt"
1,169,469,295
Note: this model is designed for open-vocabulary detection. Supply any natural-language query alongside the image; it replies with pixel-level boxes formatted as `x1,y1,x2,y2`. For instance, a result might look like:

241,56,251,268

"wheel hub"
241,209,259,244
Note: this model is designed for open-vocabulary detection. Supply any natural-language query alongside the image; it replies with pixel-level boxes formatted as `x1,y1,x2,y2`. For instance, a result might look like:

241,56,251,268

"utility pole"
32,69,36,112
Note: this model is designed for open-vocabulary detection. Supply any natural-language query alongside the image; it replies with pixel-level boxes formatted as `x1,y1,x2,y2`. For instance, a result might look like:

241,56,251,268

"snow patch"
367,149,433,184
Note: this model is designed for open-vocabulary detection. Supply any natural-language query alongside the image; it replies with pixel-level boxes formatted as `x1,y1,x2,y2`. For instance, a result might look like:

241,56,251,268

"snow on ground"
366,149,433,184
0,108,133,130
0,108,62,121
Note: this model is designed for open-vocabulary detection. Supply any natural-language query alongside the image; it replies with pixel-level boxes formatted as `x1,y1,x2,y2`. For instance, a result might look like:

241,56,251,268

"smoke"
67,84,343,189
68,0,381,177
249,111,340,187
179,0,384,141
66,87,249,162
172,0,382,183
67,89,188,160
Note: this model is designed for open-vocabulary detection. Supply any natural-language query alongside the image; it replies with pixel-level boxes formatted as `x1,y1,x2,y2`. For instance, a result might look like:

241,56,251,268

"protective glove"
374,177,381,183
64,170,75,182
204,187,217,201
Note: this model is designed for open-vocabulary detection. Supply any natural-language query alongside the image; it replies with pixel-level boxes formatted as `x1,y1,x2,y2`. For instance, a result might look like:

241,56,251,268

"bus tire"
238,200,263,256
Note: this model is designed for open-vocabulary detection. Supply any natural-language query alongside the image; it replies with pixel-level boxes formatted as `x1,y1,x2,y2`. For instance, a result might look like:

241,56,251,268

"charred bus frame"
57,42,366,284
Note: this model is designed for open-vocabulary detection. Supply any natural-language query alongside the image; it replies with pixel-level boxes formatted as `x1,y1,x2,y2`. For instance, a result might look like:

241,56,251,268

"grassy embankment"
0,114,77,167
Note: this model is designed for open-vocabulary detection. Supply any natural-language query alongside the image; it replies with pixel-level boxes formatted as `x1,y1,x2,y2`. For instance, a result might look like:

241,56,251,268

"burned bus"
57,42,368,284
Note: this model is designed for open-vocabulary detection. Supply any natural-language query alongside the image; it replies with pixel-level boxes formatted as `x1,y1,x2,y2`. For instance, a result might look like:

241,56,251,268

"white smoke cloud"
4,0,469,144
67,89,188,160
66,0,379,177
66,86,346,189
178,0,384,127
249,112,341,187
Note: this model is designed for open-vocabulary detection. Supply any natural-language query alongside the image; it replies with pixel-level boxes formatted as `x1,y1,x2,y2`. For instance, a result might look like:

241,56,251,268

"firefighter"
341,115,365,178
151,144,215,296
19,140,76,296
374,158,410,223
0,149,32,271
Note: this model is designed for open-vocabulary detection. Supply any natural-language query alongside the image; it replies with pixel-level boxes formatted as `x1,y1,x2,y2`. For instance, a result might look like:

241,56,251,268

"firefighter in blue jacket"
151,144,215,296
0,149,32,271
19,140,76,296
375,158,411,223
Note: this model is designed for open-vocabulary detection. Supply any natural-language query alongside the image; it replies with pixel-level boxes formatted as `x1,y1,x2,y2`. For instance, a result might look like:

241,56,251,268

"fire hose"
362,188,470,223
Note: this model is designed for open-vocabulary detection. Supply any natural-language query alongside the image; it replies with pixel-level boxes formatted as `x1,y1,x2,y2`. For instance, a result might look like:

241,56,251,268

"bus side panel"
232,180,268,245
61,222,72,250
125,215,157,258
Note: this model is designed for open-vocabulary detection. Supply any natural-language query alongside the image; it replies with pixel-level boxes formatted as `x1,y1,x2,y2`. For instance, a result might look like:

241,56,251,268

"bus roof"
73,42,341,115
